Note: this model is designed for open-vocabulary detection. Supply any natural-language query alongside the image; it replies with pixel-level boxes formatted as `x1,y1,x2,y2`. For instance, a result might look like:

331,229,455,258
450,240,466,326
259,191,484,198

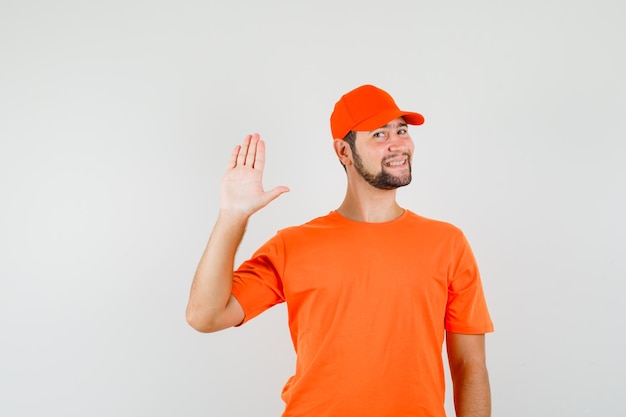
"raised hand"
220,133,289,218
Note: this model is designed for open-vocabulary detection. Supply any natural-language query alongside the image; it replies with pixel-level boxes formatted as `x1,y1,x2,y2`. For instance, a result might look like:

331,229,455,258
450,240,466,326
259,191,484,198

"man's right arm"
185,134,289,333
186,211,248,332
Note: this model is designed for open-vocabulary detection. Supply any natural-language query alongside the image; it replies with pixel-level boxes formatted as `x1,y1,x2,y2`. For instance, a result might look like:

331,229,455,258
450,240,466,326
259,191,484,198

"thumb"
260,185,290,207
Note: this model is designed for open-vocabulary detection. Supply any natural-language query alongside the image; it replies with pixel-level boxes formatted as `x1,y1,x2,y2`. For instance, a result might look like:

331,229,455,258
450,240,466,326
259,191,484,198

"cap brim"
352,109,425,132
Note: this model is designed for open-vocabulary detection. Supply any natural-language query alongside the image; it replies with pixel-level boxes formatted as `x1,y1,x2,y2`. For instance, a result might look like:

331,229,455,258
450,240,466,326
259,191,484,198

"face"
350,118,415,190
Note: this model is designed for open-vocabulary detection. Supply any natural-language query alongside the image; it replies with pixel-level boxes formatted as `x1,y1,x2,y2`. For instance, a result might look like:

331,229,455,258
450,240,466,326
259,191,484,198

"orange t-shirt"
232,210,493,417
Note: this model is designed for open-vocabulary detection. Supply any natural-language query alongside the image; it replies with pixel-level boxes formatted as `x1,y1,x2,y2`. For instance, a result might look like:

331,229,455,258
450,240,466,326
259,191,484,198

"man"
187,84,494,417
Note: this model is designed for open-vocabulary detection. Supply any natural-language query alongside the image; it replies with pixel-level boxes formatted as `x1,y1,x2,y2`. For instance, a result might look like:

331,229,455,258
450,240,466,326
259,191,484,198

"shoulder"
400,211,474,254
403,210,465,236
277,212,343,235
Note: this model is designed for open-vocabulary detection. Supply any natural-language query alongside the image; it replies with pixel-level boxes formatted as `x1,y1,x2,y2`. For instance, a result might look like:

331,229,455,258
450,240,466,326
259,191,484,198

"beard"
352,149,412,190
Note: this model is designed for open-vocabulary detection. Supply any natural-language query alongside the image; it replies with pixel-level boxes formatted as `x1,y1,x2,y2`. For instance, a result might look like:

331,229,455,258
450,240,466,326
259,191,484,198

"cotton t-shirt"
232,210,493,417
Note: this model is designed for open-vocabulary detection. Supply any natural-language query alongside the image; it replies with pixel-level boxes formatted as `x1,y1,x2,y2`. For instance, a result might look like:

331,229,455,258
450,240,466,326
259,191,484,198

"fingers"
235,135,252,167
245,134,259,167
253,138,266,171
230,134,263,169
227,145,240,168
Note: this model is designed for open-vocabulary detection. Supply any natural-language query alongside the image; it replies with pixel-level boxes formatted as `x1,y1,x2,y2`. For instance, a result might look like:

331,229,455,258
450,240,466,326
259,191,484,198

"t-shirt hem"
445,323,495,334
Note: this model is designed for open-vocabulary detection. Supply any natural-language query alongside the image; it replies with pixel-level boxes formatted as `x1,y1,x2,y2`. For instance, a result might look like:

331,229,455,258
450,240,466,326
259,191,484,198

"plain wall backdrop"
1,0,625,416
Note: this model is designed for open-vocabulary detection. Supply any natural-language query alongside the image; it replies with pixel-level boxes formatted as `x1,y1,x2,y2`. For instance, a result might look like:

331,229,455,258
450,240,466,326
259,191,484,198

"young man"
187,85,494,417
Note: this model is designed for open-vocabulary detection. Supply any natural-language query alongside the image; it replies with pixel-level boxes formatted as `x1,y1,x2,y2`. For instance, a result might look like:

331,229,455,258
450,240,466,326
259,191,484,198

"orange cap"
330,84,425,139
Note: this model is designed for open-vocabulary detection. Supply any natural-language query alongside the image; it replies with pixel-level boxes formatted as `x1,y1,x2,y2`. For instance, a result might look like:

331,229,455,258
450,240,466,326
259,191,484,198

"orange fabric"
232,210,493,417
330,84,425,139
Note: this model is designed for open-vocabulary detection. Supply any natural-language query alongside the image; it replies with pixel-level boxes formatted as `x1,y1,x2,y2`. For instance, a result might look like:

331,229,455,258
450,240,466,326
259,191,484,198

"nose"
388,133,410,152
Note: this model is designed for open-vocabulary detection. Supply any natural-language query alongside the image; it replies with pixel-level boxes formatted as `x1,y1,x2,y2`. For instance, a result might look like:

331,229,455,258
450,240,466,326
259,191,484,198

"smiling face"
348,117,415,190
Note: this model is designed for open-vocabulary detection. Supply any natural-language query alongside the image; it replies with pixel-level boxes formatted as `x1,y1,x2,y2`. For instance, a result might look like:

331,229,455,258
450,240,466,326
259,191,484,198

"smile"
384,159,408,167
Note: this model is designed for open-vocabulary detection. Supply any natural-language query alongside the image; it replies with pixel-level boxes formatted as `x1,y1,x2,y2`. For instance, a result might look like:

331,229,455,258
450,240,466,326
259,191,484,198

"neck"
336,183,404,223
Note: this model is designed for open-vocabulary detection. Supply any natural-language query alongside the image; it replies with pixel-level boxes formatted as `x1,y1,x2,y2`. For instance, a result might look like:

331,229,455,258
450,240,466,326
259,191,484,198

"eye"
372,131,388,141
397,128,408,136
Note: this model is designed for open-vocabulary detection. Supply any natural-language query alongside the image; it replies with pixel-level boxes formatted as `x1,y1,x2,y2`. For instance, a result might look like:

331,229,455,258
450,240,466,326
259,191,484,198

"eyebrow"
370,122,408,132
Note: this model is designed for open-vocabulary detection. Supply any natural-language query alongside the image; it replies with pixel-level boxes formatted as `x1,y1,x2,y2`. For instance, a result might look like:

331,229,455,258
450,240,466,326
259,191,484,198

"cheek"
407,142,415,156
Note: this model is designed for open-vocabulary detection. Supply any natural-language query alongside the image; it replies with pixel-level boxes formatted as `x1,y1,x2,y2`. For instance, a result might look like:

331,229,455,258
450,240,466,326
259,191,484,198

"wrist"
217,208,251,226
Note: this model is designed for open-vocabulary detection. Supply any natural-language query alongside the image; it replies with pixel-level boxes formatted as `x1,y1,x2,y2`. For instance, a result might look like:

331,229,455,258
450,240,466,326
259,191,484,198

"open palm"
220,134,289,218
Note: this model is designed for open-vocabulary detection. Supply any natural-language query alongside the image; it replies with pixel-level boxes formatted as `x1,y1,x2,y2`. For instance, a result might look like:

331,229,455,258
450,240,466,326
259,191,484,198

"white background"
1,1,625,416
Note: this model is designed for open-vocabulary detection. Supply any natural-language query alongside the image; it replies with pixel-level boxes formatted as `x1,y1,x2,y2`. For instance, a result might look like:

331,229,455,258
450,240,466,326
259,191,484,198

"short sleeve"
444,233,494,334
231,232,286,325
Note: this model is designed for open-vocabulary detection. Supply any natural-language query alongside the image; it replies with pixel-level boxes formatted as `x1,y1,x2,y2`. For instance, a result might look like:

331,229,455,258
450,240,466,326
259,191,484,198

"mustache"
382,152,412,164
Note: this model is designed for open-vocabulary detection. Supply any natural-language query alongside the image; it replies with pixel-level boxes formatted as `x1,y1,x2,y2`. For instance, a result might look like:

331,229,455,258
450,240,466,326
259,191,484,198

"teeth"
387,160,405,166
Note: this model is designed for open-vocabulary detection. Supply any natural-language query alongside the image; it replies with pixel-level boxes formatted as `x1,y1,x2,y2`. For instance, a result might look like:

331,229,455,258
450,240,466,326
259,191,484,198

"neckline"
330,209,408,225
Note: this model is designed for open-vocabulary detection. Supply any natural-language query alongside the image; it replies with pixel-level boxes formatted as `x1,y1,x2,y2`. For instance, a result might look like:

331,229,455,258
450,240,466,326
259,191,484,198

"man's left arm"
446,331,491,417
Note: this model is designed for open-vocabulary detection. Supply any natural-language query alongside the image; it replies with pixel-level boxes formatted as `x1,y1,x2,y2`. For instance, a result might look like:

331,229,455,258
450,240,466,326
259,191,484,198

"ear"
333,139,352,166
